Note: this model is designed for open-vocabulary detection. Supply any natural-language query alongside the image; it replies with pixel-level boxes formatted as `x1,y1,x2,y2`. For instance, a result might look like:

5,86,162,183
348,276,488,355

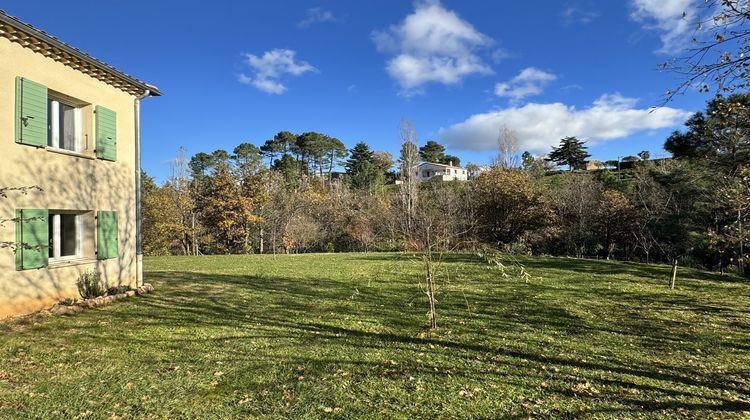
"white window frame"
48,98,82,152
49,213,83,262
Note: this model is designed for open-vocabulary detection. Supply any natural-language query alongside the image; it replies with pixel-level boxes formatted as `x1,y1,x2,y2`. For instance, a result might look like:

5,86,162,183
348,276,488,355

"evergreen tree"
321,136,348,181
345,142,377,191
344,143,391,191
664,113,708,159
665,93,750,172
274,131,296,152
273,154,306,190
547,137,591,170
260,135,286,168
419,140,447,163
189,152,213,179
441,154,461,167
211,149,231,165
232,143,262,178
295,132,328,176
521,151,535,170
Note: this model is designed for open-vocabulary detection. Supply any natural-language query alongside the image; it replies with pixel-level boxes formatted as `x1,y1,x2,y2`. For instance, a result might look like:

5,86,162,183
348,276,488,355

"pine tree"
345,142,376,191
547,137,591,171
521,151,534,170
419,140,447,163
441,154,461,166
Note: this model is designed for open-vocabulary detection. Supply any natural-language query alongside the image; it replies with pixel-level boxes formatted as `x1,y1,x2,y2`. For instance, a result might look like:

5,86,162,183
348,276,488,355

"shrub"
58,297,76,306
472,168,555,250
106,285,132,296
76,271,105,300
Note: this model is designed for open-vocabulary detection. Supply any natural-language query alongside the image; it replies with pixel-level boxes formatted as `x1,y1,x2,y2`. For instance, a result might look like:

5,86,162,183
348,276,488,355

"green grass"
0,253,749,418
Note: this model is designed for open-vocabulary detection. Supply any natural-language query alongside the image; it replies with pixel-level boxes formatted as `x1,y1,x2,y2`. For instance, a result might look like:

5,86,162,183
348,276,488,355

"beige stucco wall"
0,36,139,318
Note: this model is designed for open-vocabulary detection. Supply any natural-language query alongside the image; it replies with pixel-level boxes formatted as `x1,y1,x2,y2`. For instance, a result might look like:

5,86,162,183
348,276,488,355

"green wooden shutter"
15,77,48,147
15,209,49,270
97,211,118,259
95,106,117,161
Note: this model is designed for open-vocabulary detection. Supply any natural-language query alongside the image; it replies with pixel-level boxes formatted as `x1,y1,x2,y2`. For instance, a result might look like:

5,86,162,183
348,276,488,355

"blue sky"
3,0,710,181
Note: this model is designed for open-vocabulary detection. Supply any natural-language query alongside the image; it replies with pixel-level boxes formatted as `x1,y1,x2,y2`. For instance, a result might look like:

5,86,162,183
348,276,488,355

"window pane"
47,100,54,147
60,103,76,151
48,216,54,258
60,214,77,257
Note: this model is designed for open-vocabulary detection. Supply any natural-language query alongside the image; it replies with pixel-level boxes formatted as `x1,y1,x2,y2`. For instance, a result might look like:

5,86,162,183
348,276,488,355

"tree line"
142,94,750,279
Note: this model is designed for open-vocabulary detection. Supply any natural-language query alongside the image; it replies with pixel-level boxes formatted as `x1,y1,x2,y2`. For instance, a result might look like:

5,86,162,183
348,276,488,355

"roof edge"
419,161,463,168
0,10,161,97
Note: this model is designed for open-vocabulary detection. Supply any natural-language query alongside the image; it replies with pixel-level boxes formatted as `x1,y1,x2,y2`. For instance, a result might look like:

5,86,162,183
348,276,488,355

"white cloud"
371,0,493,95
238,49,316,94
495,67,557,102
561,83,584,92
298,8,336,28
491,48,510,63
561,5,600,25
630,0,697,53
439,93,689,153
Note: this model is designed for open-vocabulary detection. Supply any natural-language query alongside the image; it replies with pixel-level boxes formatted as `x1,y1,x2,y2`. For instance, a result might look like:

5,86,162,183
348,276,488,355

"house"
312,170,347,181
418,162,468,182
0,11,161,318
468,165,490,179
586,160,605,171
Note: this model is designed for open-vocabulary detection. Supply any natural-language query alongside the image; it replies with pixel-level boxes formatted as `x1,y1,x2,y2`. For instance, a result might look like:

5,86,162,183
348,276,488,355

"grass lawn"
0,253,749,418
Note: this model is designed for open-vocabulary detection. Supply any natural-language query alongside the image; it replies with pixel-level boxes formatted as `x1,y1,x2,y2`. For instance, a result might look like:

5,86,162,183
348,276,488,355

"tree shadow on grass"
132,272,750,395
121,286,750,416
353,252,487,266
522,256,745,285
4,258,749,418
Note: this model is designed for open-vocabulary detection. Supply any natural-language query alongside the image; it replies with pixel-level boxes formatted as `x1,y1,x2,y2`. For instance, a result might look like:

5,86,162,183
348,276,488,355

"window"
48,98,82,152
446,169,451,174
48,212,83,261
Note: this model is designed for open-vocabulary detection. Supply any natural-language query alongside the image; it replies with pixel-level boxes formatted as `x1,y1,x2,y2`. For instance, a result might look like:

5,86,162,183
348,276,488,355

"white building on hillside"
418,162,468,182
468,165,491,179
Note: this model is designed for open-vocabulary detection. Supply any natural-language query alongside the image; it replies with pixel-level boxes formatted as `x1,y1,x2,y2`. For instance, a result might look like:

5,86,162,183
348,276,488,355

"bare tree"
662,1,750,100
631,160,708,289
493,125,520,169
0,186,42,251
398,117,420,241
412,182,475,330
169,147,199,255
261,172,300,254
555,174,603,258
631,164,670,264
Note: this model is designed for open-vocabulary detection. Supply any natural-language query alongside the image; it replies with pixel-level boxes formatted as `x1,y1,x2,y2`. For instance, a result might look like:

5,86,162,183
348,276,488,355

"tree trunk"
244,223,250,253
670,258,678,289
424,255,438,330
328,152,334,183
192,213,198,256
260,227,265,254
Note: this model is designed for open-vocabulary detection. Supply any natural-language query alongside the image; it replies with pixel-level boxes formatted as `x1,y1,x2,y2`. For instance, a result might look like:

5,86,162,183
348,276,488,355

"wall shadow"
0,150,136,316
